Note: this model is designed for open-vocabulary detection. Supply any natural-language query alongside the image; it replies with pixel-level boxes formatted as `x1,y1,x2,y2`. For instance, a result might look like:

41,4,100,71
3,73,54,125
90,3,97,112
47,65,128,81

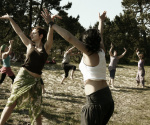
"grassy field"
0,62,150,125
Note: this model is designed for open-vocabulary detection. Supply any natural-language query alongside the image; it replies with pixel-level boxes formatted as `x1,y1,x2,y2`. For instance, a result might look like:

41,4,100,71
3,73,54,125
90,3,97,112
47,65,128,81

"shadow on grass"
111,86,150,93
0,88,10,99
43,92,84,104
42,105,80,124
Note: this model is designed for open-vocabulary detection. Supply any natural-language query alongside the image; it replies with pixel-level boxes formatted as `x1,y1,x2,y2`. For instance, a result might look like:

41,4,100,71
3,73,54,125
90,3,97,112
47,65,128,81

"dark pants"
0,73,15,84
40,78,44,85
109,69,116,79
62,63,76,78
81,87,114,125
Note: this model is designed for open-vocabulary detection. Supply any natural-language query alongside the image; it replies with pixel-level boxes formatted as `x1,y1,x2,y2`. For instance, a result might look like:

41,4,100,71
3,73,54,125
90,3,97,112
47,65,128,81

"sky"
57,0,124,29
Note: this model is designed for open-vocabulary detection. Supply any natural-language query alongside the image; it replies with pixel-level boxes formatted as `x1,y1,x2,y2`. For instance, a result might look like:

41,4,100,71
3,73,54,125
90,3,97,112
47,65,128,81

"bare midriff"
84,79,108,95
23,67,41,78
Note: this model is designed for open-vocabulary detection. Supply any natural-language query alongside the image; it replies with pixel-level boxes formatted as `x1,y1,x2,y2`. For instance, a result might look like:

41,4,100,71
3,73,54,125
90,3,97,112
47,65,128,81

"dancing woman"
41,9,114,125
108,44,127,88
0,10,60,125
136,48,145,88
61,46,79,84
0,40,15,85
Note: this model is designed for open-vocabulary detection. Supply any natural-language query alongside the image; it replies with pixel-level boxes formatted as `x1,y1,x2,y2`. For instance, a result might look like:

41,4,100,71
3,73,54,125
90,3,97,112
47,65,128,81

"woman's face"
30,29,41,42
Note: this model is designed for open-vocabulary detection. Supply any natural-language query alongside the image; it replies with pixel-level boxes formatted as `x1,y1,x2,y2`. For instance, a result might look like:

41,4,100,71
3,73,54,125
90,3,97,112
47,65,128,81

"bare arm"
136,48,140,58
98,11,106,52
41,9,89,55
41,9,63,54
44,26,53,54
118,48,127,59
109,44,114,57
2,40,13,59
0,14,32,47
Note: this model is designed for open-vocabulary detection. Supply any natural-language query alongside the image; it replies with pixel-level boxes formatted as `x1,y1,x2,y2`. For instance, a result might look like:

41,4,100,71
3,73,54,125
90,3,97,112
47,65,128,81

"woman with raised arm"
0,10,60,125
136,48,145,88
0,40,15,86
108,43,127,88
41,9,114,125
61,46,80,84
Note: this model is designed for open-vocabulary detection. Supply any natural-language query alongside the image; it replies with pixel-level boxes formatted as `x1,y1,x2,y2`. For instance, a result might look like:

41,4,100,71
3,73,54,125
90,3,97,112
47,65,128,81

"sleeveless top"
22,45,48,75
3,55,10,67
108,56,119,70
62,52,70,64
138,60,144,70
79,50,106,82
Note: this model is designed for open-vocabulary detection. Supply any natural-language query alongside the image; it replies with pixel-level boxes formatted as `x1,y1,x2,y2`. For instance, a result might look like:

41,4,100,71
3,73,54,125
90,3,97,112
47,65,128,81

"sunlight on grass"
0,63,150,124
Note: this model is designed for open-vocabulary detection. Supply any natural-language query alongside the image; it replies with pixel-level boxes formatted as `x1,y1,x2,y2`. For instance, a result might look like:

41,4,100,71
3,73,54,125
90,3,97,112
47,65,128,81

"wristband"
48,21,55,28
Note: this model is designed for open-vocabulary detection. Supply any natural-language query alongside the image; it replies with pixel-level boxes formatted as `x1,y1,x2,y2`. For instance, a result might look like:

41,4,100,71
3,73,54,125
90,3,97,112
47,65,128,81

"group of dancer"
0,8,145,125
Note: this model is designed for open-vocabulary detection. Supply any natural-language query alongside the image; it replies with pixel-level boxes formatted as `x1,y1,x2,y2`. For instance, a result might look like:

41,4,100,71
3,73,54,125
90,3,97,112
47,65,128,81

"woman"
61,46,79,84
108,44,127,88
136,48,145,88
0,10,60,125
41,9,114,125
0,40,15,85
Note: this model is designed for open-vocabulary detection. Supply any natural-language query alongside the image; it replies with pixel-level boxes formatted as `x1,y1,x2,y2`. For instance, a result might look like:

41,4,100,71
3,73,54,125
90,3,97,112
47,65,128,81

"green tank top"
3,55,10,67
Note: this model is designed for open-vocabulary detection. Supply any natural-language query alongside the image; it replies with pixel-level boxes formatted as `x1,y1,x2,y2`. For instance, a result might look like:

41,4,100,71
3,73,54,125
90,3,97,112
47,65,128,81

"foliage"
0,0,85,62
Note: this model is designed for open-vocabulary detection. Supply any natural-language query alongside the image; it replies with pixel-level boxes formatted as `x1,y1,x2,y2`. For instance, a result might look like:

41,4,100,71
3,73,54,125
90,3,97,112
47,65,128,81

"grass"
0,62,150,125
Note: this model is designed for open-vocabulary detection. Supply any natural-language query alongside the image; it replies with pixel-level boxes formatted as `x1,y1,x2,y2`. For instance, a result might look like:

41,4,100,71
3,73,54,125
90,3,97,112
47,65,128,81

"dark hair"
81,29,101,55
140,53,144,59
32,26,47,44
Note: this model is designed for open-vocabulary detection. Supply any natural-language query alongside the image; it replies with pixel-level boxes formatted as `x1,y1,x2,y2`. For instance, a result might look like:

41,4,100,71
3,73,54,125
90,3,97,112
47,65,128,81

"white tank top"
79,50,106,82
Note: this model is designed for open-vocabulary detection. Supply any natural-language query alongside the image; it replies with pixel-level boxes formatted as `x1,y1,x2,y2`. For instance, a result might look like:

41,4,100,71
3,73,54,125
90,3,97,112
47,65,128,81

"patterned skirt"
6,67,42,125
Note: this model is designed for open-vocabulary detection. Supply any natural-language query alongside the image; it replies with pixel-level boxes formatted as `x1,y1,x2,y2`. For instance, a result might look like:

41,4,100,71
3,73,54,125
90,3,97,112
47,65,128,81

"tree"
0,0,85,62
122,0,150,58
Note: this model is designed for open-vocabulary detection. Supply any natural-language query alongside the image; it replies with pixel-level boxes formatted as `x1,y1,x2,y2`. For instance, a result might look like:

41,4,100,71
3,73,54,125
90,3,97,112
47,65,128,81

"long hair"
81,29,101,55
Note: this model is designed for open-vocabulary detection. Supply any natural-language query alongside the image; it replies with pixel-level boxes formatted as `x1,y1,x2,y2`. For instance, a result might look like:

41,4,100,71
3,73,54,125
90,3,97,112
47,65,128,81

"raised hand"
0,13,11,19
9,40,14,45
111,43,114,48
124,48,127,51
41,8,51,24
136,48,139,52
99,11,107,21
41,8,62,24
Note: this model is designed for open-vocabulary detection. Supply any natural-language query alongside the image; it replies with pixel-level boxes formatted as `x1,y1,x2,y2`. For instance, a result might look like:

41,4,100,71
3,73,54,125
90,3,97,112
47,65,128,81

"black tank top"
22,45,48,75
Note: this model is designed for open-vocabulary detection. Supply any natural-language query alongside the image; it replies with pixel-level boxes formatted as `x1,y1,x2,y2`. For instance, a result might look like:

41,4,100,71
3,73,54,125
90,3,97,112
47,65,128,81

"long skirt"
6,67,42,125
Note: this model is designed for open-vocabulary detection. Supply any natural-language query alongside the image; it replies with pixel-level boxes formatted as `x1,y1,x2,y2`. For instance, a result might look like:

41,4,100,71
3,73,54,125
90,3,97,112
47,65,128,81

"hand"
41,8,51,24
9,40,14,45
41,8,62,24
0,13,11,20
99,11,107,21
51,15,62,21
124,48,127,51
111,43,114,48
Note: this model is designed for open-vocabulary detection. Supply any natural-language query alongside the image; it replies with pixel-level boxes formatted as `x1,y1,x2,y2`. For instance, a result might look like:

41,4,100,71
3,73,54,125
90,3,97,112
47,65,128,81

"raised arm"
98,11,106,52
2,40,13,59
136,48,140,58
41,9,59,54
109,43,114,56
118,48,127,59
0,14,31,47
41,9,89,55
